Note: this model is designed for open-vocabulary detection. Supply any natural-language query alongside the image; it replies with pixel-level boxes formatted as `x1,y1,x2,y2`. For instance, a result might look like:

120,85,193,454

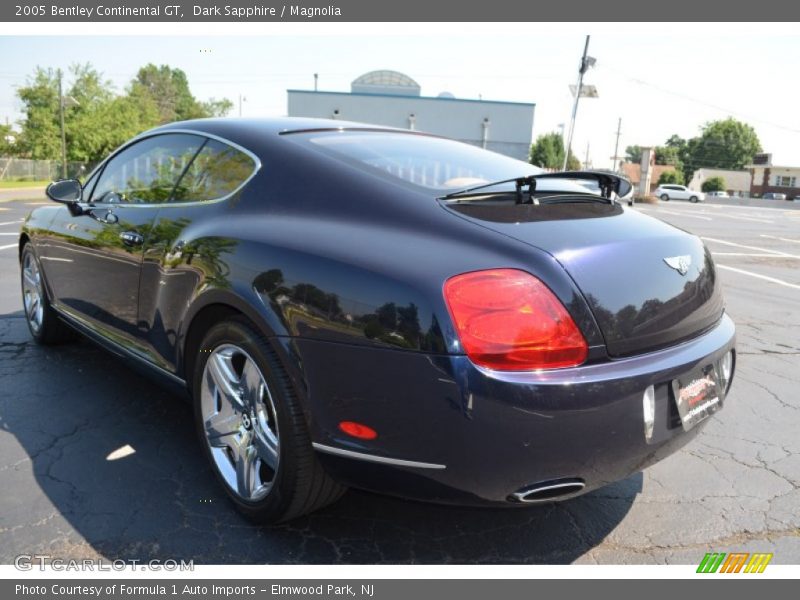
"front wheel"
20,244,76,344
660,194,669,201
192,318,345,523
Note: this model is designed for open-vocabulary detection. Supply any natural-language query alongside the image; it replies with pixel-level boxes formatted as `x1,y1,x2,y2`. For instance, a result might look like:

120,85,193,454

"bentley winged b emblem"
664,255,692,275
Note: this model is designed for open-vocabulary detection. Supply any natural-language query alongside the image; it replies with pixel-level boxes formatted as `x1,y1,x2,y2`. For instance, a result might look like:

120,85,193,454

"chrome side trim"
312,443,446,470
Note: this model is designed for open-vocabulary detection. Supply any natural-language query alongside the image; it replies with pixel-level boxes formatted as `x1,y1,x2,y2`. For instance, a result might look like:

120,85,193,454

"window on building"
774,175,797,187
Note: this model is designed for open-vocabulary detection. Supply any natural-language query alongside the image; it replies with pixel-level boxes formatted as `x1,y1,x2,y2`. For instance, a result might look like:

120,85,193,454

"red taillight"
339,421,378,440
443,269,588,371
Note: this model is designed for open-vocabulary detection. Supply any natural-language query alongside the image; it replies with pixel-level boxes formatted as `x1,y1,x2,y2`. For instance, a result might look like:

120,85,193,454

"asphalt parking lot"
0,190,798,564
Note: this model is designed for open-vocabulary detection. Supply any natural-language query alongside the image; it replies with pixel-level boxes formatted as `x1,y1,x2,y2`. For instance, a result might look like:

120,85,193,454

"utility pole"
58,69,67,179
584,142,590,169
313,73,318,92
238,94,246,117
612,117,622,171
563,35,592,171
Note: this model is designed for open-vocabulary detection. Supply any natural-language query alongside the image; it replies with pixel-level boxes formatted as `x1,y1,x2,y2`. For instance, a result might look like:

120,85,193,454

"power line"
601,65,800,135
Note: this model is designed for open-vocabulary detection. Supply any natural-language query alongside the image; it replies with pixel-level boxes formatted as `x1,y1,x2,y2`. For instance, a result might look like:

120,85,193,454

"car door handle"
120,231,144,247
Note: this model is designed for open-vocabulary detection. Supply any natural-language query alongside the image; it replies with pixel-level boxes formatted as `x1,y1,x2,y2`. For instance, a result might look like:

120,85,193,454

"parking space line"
712,213,774,224
0,220,23,226
761,234,800,245
652,209,712,221
712,252,798,258
716,264,800,291
638,205,774,223
0,232,19,236
0,243,18,251
701,236,800,259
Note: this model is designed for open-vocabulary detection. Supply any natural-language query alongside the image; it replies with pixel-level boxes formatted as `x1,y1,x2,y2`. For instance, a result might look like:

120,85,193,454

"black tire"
660,194,669,201
20,243,76,345
192,317,346,523
689,196,699,203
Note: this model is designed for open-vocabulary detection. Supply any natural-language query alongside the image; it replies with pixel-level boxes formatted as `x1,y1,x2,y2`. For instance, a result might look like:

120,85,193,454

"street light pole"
58,69,67,179
562,35,591,171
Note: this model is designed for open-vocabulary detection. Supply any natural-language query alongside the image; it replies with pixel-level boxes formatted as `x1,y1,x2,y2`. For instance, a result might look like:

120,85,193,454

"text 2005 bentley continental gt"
19,118,735,522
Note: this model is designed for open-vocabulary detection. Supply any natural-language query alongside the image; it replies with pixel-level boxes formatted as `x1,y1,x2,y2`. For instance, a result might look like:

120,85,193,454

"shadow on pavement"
0,312,639,564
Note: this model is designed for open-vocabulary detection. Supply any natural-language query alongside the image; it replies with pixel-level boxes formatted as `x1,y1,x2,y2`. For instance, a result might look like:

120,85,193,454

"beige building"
688,169,751,196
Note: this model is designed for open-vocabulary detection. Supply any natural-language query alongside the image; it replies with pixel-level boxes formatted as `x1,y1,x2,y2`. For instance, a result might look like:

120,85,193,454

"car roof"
139,117,438,160
149,116,412,144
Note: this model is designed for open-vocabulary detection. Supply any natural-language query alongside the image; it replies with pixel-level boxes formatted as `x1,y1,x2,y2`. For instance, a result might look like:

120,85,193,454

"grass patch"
0,180,49,189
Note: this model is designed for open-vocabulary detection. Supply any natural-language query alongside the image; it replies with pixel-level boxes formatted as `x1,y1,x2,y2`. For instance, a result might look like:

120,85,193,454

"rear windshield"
293,130,542,192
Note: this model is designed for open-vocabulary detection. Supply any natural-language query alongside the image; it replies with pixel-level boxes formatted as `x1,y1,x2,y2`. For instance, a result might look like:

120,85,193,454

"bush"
658,170,684,185
702,177,726,193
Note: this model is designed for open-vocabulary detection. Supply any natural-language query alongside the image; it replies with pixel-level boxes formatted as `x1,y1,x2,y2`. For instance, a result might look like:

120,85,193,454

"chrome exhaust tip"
509,478,586,503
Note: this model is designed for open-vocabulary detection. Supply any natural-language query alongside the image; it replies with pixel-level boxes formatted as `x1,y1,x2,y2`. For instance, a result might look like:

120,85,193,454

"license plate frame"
671,364,723,432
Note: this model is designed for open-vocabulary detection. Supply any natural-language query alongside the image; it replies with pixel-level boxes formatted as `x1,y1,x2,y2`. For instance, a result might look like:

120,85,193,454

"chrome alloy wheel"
200,344,280,502
22,250,44,335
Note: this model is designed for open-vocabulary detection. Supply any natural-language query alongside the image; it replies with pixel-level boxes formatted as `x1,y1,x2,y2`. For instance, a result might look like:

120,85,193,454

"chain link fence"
0,157,91,183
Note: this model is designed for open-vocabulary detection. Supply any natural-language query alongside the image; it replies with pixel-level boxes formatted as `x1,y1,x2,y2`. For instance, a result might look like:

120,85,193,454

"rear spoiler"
534,171,633,200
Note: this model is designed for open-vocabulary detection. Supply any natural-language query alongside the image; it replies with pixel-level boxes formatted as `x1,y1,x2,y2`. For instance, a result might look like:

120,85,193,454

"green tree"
129,64,232,124
682,118,761,183
701,176,726,192
15,64,161,165
16,67,61,160
529,132,580,170
202,97,234,118
625,145,642,164
658,170,684,185
664,134,686,150
65,63,160,163
0,123,16,155
655,145,682,168
14,62,228,166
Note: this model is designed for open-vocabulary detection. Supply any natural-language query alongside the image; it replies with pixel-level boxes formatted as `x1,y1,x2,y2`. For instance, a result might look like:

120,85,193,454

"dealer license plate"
671,365,723,431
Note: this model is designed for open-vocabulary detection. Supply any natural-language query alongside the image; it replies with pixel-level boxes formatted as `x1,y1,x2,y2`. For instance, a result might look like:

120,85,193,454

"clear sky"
1,28,799,167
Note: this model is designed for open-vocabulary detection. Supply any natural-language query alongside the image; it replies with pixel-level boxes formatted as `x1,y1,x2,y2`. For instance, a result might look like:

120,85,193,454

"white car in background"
706,191,730,198
654,184,705,203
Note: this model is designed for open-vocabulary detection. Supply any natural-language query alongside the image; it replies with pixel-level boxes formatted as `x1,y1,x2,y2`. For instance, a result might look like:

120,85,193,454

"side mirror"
46,179,82,204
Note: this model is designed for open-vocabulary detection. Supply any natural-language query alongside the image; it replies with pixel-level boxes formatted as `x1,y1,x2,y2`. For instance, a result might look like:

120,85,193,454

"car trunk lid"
444,201,724,357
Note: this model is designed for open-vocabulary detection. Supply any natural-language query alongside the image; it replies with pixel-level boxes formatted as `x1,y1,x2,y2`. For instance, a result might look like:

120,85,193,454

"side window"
172,139,257,202
90,134,205,204
80,168,102,201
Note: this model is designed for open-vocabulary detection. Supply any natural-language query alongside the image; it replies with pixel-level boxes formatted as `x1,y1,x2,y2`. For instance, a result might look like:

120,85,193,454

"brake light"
443,269,588,370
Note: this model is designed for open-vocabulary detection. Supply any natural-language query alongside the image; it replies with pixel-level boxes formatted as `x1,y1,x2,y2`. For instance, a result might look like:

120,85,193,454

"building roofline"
746,164,800,170
691,167,751,174
287,89,536,107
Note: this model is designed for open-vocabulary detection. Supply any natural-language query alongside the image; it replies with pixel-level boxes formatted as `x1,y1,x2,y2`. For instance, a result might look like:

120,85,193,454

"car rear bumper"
289,313,736,506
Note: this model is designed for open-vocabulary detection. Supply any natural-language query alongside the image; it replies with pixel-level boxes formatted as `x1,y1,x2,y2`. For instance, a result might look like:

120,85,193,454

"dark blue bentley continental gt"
19,118,735,522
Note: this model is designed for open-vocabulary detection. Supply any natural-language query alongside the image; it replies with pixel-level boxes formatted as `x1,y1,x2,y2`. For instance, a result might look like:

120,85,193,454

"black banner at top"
3,0,800,22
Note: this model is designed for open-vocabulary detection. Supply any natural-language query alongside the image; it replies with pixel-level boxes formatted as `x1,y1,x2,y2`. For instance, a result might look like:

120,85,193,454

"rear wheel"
20,244,76,345
689,196,699,203
660,194,669,201
192,317,345,523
